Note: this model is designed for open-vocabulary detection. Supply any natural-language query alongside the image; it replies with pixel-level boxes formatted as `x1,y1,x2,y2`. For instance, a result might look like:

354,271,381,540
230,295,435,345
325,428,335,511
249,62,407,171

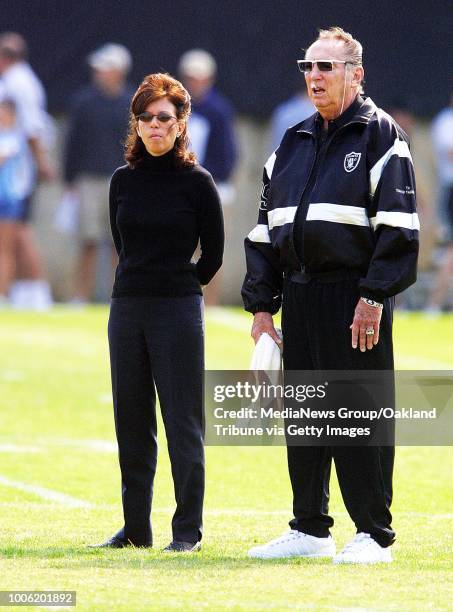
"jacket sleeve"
242,157,284,314
360,118,419,301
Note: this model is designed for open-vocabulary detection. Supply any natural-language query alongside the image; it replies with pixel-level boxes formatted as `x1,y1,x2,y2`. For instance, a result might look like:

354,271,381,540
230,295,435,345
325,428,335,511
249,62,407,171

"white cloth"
250,330,282,371
249,330,283,427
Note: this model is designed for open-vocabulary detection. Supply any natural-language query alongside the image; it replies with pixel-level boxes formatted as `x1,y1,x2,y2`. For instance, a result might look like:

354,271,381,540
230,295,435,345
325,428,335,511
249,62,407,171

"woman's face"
136,97,183,157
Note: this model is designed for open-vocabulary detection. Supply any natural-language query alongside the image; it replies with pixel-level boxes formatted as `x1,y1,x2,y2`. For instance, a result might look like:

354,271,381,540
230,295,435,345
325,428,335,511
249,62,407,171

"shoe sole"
333,558,392,564
87,540,151,549
248,551,336,559
162,543,201,553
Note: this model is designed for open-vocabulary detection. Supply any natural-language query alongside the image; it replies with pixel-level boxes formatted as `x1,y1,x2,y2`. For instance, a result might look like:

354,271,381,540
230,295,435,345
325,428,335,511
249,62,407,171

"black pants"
282,277,395,547
108,295,205,546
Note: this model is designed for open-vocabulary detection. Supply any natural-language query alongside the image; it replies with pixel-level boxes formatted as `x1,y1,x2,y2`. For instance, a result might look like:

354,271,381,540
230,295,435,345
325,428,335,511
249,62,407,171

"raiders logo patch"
344,151,361,172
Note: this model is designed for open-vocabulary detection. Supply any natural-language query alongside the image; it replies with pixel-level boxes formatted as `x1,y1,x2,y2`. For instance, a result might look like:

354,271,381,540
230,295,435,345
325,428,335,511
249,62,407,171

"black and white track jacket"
242,96,419,314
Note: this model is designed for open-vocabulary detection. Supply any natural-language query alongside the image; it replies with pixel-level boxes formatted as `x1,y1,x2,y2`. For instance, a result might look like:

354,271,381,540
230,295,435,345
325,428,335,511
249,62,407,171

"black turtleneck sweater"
109,149,224,298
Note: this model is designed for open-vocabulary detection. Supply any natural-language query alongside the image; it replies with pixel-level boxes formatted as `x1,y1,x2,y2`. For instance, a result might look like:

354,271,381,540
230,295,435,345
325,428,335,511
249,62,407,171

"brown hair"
124,73,196,168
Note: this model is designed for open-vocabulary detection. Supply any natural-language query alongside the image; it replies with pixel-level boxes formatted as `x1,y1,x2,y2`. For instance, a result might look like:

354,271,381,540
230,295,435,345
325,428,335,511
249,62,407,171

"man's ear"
351,65,364,88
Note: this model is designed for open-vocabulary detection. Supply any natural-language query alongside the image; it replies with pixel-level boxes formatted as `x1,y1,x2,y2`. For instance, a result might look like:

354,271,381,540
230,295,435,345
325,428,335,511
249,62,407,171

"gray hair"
310,27,364,93
317,27,363,65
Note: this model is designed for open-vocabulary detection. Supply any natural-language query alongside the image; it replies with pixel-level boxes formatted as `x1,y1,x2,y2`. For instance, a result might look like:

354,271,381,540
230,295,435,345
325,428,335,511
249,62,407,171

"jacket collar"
297,96,377,136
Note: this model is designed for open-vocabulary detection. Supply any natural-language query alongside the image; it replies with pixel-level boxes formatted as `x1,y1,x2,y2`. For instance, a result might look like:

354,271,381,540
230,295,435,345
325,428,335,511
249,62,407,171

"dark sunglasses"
297,59,350,73
136,111,177,123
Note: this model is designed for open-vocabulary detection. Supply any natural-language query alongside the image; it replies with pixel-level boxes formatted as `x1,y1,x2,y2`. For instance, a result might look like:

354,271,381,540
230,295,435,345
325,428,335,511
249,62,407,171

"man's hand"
251,312,282,346
350,299,382,351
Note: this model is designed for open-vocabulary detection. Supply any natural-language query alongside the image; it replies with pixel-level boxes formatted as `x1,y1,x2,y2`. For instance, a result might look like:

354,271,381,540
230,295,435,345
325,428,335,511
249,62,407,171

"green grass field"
0,307,452,610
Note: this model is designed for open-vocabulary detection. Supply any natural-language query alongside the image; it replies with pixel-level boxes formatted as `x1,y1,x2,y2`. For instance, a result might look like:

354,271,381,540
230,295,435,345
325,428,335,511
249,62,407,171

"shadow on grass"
0,545,334,569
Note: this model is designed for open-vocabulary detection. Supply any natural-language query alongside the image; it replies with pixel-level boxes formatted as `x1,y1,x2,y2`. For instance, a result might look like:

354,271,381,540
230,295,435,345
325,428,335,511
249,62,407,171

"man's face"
182,75,212,101
0,54,10,74
92,68,125,94
304,39,356,121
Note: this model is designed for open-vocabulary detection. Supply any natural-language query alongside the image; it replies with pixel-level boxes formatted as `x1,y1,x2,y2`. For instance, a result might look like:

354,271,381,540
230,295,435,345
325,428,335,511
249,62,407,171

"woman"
93,73,224,552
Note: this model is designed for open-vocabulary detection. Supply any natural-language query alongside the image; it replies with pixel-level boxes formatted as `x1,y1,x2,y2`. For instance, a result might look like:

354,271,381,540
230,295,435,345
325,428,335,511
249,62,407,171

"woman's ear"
177,121,186,138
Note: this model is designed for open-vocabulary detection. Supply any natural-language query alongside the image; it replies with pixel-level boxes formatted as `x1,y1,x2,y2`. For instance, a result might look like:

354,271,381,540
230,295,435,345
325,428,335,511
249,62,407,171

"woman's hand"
251,312,282,346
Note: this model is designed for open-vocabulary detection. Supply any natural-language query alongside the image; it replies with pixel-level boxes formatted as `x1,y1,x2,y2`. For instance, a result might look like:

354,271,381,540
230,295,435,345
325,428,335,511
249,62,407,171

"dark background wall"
3,0,452,117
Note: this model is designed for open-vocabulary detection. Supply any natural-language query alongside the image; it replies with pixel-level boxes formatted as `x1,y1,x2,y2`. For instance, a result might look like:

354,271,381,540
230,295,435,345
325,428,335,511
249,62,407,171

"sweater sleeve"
195,171,224,285
109,170,122,256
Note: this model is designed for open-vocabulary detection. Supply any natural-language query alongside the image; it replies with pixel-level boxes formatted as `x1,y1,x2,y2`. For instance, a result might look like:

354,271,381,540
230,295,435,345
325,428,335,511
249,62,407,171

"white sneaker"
333,532,392,564
248,530,335,559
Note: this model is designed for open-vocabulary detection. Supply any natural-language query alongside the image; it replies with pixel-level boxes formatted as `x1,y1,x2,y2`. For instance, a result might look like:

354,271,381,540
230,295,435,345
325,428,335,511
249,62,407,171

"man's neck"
321,94,362,131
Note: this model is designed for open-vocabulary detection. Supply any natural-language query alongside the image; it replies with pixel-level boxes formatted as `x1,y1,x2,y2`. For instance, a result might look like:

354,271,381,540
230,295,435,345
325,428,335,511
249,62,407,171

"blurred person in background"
63,43,133,305
386,99,428,310
270,88,314,153
92,73,223,551
0,32,54,310
0,99,34,305
426,91,453,314
179,49,237,305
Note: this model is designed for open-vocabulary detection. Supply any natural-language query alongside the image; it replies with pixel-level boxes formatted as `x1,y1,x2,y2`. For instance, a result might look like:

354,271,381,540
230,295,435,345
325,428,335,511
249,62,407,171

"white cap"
179,49,216,80
88,43,132,73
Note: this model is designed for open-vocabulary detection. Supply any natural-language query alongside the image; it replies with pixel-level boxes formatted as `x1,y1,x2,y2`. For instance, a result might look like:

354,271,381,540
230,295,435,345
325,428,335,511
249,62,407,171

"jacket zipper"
289,134,317,269
289,121,359,270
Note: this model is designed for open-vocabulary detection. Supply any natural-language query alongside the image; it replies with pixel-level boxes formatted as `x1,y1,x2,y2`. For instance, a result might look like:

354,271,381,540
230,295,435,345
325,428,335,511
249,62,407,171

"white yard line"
0,440,118,453
0,444,41,453
0,475,94,508
47,439,118,453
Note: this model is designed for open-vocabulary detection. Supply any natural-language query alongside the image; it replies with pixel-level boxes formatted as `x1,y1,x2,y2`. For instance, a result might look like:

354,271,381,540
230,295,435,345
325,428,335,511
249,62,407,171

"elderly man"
179,49,237,305
63,43,133,304
242,27,419,564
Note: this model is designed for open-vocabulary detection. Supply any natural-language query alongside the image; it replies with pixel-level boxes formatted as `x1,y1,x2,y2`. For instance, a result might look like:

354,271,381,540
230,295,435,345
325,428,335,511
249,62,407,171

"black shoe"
89,530,151,549
163,540,201,553
88,534,131,549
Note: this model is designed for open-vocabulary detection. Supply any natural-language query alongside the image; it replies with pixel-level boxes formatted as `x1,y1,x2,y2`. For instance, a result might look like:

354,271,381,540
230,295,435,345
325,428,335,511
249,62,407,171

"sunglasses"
136,111,177,123
297,59,351,74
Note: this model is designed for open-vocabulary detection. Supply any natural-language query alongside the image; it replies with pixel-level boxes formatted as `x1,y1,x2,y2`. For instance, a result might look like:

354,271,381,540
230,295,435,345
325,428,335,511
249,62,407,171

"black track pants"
282,277,395,547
